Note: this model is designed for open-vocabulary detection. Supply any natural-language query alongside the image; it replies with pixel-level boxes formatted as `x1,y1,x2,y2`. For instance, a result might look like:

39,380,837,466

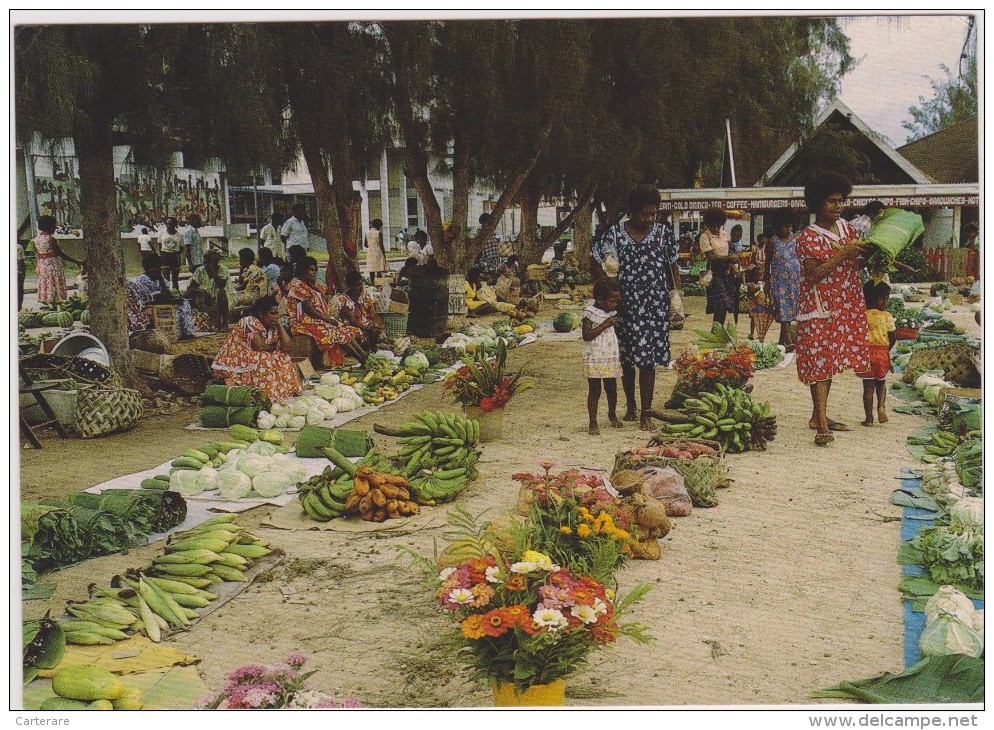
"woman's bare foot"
609,417,625,428
588,424,600,436
623,409,638,422
877,410,889,424
640,415,654,431
861,419,874,427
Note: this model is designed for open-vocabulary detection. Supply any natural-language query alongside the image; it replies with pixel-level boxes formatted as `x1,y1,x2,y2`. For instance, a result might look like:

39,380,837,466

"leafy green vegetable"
746,340,785,369
909,523,984,591
812,655,984,704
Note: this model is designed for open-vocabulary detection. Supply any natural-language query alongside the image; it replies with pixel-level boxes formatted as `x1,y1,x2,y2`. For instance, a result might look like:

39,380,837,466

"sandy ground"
18,296,983,708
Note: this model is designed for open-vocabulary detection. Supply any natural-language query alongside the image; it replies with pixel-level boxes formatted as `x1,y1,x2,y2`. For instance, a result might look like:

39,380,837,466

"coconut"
610,469,646,496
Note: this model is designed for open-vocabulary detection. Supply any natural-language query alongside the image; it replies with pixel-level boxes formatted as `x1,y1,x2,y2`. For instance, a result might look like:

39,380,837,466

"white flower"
438,567,457,581
570,604,599,624
510,561,538,574
532,608,568,631
485,566,503,584
591,597,608,615
448,588,475,605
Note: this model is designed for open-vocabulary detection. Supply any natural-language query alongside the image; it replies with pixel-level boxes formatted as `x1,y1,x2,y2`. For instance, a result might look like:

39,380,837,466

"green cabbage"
404,352,430,371
217,471,252,500
920,615,984,658
252,472,290,498
235,455,272,478
170,470,203,496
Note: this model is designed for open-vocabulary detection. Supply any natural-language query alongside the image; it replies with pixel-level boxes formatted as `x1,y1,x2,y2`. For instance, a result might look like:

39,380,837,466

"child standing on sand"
856,281,897,426
582,277,624,435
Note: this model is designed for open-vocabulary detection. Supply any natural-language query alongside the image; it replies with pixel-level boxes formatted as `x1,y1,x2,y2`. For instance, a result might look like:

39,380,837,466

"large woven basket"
379,311,409,338
160,354,215,396
74,386,144,438
613,437,729,508
902,344,980,387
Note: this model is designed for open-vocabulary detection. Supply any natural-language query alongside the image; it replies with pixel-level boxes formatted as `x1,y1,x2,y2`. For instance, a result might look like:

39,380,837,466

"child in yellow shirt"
856,281,897,426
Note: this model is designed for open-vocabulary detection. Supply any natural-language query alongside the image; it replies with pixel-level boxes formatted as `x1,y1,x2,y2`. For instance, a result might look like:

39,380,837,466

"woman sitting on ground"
495,255,522,304
287,256,368,366
234,247,269,306
546,243,578,293
185,249,234,331
334,270,385,352
129,253,195,339
465,267,516,317
211,294,302,402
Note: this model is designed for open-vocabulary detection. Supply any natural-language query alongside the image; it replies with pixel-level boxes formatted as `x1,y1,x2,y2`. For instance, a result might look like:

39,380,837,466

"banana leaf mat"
23,665,209,710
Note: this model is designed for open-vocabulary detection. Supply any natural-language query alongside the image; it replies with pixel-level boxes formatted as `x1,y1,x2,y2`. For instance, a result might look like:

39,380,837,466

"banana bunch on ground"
374,410,480,478
297,465,355,522
408,466,471,505
56,516,273,645
301,446,420,522
343,466,420,522
922,430,963,457
658,384,776,453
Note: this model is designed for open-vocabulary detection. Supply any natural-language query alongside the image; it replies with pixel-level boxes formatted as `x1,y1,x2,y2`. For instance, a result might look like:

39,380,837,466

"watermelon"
80,310,90,326
41,311,73,328
553,311,580,333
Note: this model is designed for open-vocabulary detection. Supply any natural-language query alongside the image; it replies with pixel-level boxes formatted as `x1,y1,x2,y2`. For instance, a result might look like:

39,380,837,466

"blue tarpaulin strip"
898,477,983,668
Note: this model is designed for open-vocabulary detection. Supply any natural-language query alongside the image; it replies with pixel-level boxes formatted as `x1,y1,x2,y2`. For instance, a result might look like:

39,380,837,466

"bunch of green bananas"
924,430,961,457
408,466,471,505
694,321,739,351
58,516,272,645
298,465,354,522
391,411,481,478
659,384,776,453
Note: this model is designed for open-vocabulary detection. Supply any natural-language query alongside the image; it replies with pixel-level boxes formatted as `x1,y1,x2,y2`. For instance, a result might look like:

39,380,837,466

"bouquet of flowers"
197,654,360,709
444,340,532,412
674,345,755,396
436,551,651,692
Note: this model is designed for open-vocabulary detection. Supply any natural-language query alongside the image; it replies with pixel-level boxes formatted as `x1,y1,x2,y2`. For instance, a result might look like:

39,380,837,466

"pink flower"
285,653,307,668
538,459,557,470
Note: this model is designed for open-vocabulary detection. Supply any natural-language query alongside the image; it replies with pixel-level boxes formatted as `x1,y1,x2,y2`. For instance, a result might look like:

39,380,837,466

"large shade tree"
15,23,284,381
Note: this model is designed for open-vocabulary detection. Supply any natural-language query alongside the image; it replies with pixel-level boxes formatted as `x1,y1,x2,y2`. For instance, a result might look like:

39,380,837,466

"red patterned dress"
794,219,870,384
286,278,362,367
211,316,302,402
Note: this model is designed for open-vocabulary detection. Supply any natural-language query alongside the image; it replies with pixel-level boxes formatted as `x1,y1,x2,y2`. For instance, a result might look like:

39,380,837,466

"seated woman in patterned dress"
333,270,385,352
129,253,195,339
211,295,302,403
287,256,368,367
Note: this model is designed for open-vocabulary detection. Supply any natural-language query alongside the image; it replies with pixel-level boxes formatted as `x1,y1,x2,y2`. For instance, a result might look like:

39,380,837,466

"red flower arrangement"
444,341,531,411
674,345,755,395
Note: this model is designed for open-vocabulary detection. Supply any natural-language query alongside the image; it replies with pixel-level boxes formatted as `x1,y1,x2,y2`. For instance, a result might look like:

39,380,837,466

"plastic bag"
637,466,692,517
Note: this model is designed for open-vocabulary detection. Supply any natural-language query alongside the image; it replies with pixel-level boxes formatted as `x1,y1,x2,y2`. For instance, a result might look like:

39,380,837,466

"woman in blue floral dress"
766,212,802,351
593,185,681,430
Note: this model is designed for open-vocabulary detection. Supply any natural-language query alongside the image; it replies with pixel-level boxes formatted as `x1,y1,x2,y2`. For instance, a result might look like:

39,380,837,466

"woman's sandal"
814,432,834,446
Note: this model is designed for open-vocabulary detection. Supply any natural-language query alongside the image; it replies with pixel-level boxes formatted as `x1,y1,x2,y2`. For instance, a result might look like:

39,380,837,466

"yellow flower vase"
492,679,566,707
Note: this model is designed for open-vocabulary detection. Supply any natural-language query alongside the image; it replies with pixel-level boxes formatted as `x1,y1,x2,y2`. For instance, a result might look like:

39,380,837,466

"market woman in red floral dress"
287,257,368,367
795,173,870,446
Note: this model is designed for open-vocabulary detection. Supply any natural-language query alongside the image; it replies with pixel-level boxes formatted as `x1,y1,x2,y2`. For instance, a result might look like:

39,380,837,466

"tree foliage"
903,57,977,141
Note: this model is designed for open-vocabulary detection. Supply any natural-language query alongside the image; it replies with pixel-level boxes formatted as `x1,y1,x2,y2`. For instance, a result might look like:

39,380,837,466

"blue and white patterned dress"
593,221,678,368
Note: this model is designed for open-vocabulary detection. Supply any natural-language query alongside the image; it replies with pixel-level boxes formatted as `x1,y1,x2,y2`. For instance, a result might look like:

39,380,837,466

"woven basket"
379,311,409,338
613,437,729,508
74,386,144,438
902,344,980,387
160,354,215,396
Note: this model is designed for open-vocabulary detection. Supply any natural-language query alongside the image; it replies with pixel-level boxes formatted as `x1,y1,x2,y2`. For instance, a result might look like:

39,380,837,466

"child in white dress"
582,278,624,435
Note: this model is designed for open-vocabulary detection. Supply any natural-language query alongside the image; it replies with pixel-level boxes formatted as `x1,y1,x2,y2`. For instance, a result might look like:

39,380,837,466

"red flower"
479,397,496,413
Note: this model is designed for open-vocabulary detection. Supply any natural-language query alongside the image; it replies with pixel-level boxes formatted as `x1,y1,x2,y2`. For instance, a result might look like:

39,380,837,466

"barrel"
407,267,449,338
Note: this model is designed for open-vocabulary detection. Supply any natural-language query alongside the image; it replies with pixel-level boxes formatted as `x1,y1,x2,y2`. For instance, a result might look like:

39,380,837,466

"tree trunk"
328,140,358,252
75,107,140,388
517,183,543,265
403,148,445,267
571,196,595,275
469,120,553,269
449,132,473,273
299,134,348,291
